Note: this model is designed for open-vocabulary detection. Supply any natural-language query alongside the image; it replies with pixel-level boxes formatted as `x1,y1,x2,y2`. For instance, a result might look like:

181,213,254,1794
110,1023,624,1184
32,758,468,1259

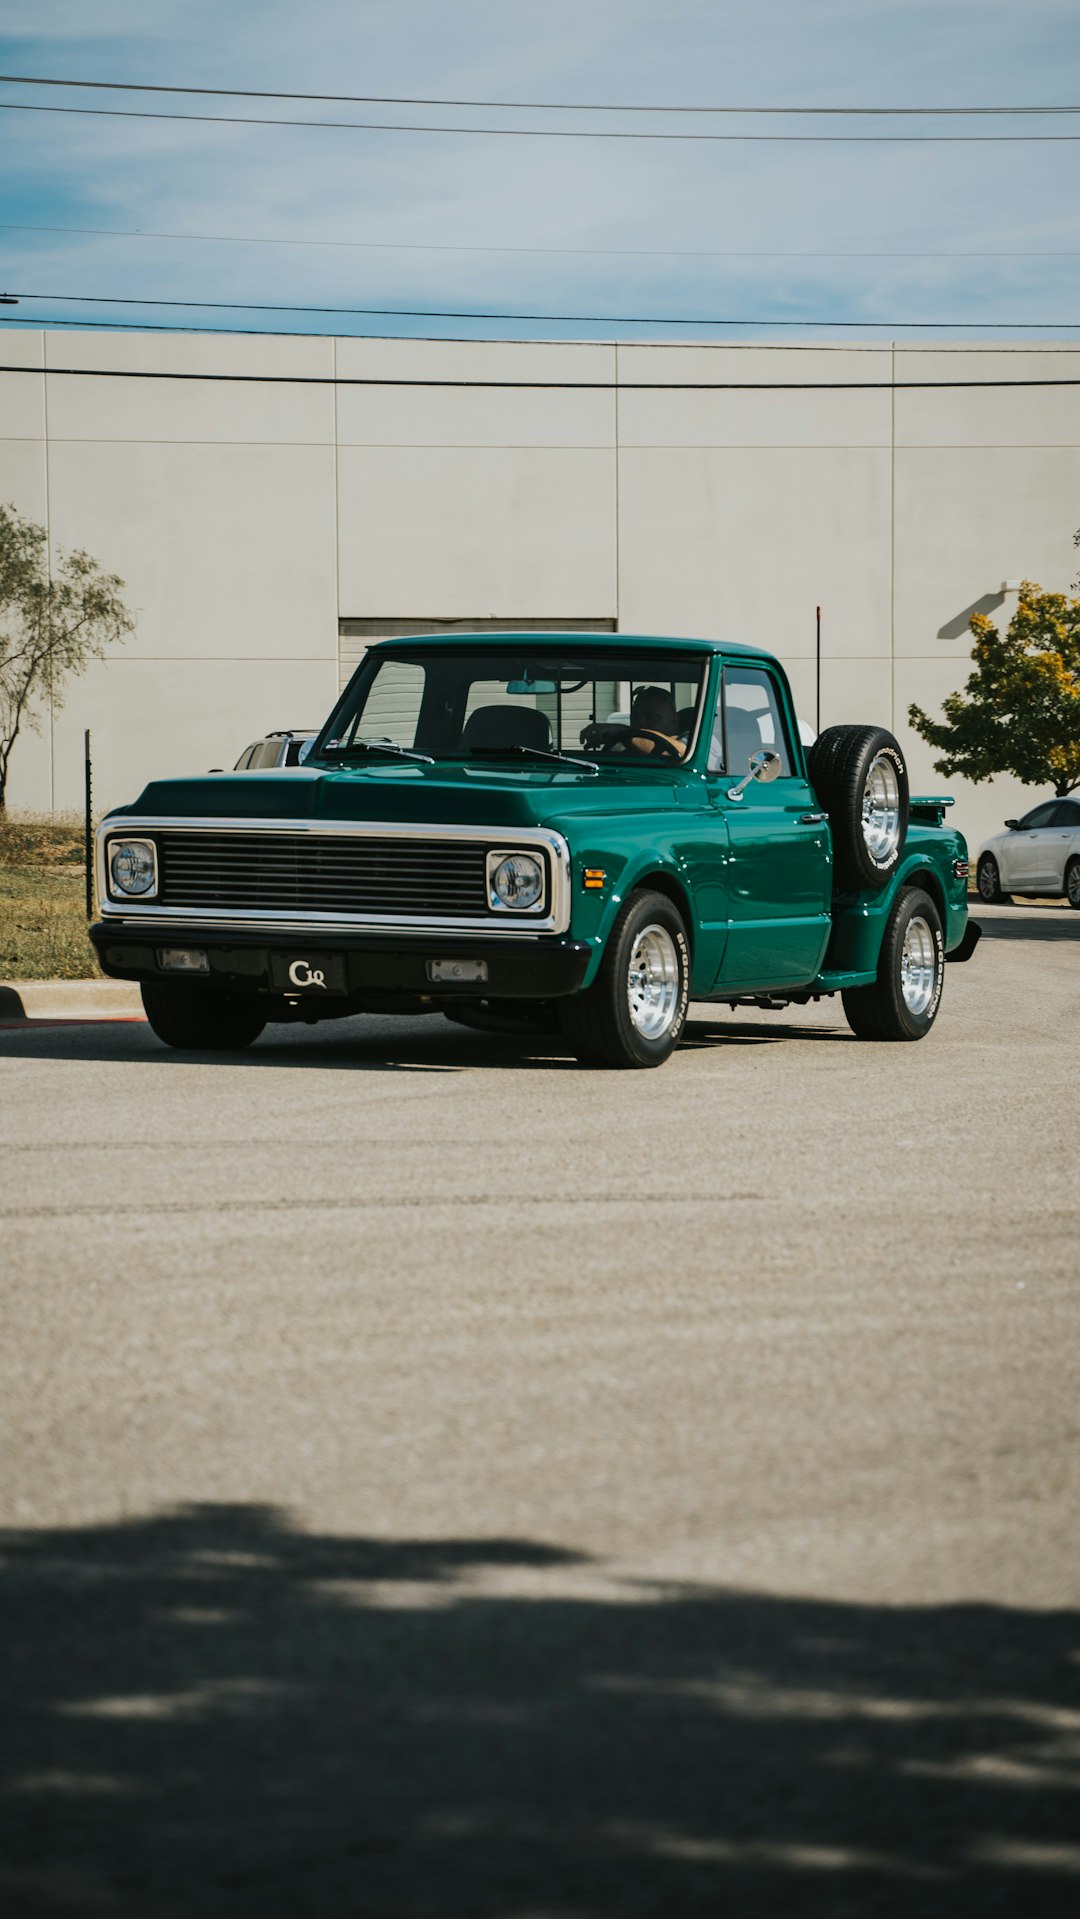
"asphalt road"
1,903,1078,1917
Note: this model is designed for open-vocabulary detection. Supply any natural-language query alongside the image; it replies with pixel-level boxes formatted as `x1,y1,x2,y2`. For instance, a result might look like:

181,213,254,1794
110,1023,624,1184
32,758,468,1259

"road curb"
0,979,144,1021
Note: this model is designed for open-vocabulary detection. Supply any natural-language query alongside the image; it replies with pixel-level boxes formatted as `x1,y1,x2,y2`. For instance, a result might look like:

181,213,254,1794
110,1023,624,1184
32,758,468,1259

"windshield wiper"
318,739,435,765
468,744,598,775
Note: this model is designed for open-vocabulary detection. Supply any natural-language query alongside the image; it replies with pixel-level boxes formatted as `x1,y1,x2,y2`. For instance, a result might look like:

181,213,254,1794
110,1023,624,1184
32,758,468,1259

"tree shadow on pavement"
1,1504,1076,1918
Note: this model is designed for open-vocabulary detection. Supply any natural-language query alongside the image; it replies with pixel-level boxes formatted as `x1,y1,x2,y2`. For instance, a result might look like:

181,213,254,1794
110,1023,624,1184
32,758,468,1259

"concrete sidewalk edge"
0,979,144,1021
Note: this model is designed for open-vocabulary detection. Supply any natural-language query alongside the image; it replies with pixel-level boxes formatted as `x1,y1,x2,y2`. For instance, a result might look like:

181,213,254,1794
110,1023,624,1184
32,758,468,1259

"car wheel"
976,854,1010,905
841,887,945,1042
560,889,690,1068
808,725,909,891
1066,857,1080,911
141,979,267,1050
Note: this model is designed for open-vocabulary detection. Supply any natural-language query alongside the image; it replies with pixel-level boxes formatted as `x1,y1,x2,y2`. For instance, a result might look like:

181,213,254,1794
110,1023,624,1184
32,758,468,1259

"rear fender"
821,843,969,980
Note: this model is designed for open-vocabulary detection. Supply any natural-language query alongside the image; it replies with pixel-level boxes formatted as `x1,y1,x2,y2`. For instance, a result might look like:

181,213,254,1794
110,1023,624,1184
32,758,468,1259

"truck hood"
119,761,695,832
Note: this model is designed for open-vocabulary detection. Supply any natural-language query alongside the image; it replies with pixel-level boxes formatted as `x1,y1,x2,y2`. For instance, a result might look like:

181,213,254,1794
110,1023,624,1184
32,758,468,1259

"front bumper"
90,921,592,1004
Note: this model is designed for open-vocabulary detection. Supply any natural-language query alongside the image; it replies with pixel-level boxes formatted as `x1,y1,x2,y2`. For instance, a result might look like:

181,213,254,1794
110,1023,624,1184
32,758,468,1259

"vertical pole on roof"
815,606,822,735
84,729,93,921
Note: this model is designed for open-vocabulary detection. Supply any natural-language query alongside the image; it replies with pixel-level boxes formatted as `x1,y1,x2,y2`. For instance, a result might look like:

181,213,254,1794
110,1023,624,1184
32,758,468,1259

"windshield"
313,647,708,768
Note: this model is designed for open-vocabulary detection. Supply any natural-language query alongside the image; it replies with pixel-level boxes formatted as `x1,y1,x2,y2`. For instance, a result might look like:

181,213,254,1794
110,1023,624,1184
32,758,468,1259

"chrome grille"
157,830,492,918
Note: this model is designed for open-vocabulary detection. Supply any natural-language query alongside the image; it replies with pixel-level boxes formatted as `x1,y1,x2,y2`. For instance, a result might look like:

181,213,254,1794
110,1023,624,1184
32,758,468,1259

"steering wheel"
580,721,683,761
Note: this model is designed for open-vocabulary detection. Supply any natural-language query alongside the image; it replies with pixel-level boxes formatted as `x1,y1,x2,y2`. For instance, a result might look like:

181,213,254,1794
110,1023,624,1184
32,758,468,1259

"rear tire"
976,854,1010,905
560,890,689,1069
141,979,267,1051
1065,857,1080,910
842,887,945,1042
809,725,909,891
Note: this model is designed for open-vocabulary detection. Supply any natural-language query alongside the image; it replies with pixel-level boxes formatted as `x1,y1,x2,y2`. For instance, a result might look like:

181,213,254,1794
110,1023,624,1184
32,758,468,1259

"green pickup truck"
91,633,979,1068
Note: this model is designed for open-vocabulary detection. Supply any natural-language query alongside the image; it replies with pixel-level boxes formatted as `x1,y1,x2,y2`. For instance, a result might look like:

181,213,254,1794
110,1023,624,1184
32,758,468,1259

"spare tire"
808,724,909,891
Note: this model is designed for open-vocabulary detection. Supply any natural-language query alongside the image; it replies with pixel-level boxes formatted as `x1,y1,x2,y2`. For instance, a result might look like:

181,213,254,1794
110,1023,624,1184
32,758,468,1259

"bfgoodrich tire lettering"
842,887,945,1042
560,889,690,1069
809,724,910,891
141,979,267,1051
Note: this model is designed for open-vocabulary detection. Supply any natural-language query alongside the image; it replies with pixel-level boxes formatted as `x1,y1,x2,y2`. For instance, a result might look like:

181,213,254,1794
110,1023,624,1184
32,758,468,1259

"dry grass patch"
0,813,99,980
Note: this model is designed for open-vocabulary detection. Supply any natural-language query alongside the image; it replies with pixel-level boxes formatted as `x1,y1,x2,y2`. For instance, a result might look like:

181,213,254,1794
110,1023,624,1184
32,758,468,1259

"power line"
5,99,1080,142
5,219,1080,263
5,353,1080,388
10,316,1077,351
6,292,1080,329
1,72,1078,115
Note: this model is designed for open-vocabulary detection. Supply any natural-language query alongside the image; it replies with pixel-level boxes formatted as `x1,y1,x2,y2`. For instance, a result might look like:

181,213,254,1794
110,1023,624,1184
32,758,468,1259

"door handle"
799,812,826,824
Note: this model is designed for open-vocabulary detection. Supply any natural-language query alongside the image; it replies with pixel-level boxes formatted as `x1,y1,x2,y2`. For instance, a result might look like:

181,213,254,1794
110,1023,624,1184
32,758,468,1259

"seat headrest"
460,704,552,751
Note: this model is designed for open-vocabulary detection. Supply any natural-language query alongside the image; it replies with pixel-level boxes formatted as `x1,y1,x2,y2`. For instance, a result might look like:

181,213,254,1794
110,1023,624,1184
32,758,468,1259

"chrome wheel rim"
862,753,902,864
900,914,937,1016
627,923,681,1038
1068,865,1080,906
977,859,997,901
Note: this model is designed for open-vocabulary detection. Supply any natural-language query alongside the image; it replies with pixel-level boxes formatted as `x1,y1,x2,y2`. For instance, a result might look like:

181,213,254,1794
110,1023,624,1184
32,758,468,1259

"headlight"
108,838,158,897
488,852,544,911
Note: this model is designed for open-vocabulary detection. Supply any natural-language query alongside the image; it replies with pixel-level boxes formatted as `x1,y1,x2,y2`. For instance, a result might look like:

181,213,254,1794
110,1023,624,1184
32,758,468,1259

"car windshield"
312,647,709,768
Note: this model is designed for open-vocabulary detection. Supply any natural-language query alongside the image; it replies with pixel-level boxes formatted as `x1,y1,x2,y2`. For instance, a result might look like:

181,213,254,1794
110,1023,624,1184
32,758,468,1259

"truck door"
706,664,831,989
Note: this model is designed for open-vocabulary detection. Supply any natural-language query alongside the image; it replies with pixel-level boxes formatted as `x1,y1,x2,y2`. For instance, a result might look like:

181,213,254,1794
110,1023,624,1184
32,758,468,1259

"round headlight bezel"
487,851,545,913
108,837,158,899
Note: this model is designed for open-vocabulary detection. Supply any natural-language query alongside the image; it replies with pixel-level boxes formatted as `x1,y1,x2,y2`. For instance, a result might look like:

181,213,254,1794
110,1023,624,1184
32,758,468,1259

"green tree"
0,504,134,812
908,582,1080,798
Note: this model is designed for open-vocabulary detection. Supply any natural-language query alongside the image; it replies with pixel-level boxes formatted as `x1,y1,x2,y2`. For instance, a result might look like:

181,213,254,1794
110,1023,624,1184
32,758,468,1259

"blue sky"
2,0,1080,341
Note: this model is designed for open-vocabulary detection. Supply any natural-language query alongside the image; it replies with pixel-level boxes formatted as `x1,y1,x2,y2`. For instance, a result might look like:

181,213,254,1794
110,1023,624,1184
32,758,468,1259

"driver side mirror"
1004,818,1020,830
727,748,782,802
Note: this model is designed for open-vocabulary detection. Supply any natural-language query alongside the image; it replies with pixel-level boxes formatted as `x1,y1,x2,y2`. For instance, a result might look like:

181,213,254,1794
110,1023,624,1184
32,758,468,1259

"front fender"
560,832,717,992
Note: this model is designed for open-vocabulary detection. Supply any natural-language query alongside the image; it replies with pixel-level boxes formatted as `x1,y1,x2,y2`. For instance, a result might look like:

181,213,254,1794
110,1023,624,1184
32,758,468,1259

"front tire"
842,887,945,1042
141,979,267,1051
560,890,690,1068
976,854,1010,905
1066,857,1080,910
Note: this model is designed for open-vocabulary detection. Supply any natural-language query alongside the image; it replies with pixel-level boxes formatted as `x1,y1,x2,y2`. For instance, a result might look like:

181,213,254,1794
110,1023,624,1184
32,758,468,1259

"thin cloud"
2,0,1079,339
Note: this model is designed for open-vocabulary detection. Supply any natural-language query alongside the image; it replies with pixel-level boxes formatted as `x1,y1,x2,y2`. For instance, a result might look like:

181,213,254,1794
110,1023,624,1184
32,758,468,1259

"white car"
233,730,317,770
976,797,1080,908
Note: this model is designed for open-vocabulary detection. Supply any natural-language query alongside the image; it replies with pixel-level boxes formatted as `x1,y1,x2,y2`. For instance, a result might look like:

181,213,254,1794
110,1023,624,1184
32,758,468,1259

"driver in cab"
627,686,688,758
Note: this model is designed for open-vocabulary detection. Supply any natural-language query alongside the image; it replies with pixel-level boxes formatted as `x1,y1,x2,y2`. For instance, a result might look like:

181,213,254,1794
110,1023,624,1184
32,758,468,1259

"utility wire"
5,100,1080,141
5,350,1080,387
9,316,1078,352
5,219,1080,262
1,72,1077,115
6,292,1080,329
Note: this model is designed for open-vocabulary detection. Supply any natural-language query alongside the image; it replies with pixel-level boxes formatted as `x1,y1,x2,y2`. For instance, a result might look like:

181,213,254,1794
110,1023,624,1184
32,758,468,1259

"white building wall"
1,328,1076,853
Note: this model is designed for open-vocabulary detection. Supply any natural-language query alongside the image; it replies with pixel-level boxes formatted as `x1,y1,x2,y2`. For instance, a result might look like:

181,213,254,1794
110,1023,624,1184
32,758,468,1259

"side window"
708,667,793,776
253,740,283,768
1019,802,1059,830
1052,801,1080,827
234,744,257,770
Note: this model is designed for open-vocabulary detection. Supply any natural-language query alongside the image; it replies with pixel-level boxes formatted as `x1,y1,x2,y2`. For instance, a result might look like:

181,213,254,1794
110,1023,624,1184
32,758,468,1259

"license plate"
269,952,348,995
426,958,489,984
